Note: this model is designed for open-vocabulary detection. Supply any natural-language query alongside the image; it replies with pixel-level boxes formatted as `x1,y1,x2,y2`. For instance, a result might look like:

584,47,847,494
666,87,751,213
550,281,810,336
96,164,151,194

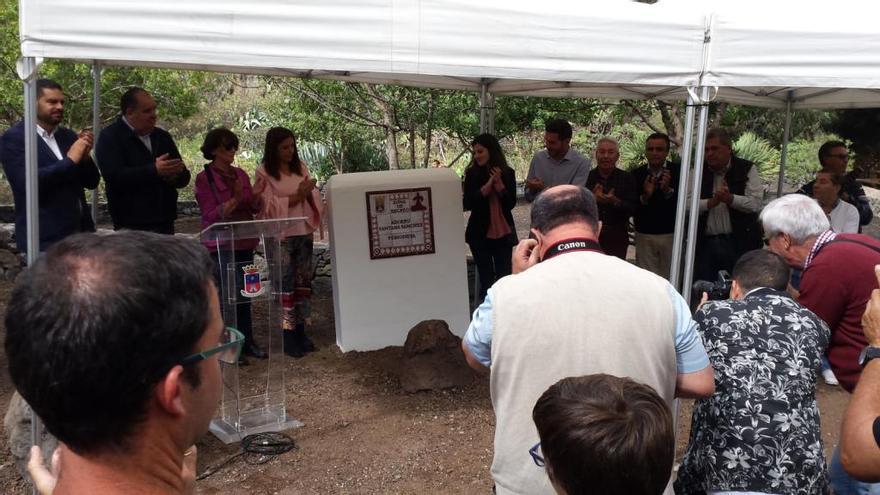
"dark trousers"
695,234,739,282
599,225,629,260
210,249,255,345
471,238,513,302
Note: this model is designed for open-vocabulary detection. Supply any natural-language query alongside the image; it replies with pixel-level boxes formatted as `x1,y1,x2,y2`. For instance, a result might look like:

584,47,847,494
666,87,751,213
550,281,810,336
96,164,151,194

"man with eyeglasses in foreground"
6,231,241,494
531,374,675,495
798,140,873,231
461,185,713,495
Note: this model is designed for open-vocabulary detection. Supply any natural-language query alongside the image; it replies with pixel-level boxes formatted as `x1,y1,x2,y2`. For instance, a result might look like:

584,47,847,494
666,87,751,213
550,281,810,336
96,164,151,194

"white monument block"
327,169,470,351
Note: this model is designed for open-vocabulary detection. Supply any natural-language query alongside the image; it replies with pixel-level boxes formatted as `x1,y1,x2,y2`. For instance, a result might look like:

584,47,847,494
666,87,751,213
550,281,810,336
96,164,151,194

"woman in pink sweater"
253,127,322,357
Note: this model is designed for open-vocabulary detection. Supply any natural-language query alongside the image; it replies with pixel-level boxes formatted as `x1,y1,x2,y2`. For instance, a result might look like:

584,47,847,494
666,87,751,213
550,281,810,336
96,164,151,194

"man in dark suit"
694,128,763,282
96,87,190,234
0,79,100,252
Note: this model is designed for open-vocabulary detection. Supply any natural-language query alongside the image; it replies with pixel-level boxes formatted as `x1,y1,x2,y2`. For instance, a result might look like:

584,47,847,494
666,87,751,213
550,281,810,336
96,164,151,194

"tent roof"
19,0,705,99
18,0,880,109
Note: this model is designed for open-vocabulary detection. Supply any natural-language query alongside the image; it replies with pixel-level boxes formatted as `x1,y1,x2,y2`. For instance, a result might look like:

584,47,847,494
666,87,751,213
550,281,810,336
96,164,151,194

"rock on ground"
4,392,58,483
398,320,475,393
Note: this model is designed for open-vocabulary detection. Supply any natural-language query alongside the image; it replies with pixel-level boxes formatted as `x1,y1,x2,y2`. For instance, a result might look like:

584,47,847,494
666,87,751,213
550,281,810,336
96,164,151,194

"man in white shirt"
813,170,860,234
0,79,100,252
694,128,764,282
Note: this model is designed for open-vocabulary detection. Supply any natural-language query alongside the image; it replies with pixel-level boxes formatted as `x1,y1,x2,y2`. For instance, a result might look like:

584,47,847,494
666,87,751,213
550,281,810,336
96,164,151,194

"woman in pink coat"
253,127,322,357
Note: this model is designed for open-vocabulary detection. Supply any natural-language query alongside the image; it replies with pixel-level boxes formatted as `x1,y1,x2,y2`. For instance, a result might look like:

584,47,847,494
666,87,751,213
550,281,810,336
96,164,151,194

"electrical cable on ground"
196,432,297,481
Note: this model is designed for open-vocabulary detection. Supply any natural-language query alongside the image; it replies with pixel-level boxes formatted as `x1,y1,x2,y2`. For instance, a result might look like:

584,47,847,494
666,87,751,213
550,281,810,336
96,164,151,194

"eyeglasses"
826,153,849,160
529,442,545,467
223,143,239,151
181,326,244,365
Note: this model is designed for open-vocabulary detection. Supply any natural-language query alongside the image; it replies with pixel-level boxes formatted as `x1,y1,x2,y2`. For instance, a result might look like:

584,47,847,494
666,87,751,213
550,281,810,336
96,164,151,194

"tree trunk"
385,130,399,169
365,84,400,169
422,92,436,168
657,101,684,148
712,102,728,128
409,127,417,168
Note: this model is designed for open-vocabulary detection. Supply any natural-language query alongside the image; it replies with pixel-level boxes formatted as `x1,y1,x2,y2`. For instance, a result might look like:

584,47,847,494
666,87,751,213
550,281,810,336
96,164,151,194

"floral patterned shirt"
675,288,830,495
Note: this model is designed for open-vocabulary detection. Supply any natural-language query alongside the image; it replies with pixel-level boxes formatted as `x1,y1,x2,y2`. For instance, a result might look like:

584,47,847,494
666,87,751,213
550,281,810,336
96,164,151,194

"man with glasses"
461,185,713,495
6,231,238,494
631,133,680,278
798,140,873,231
96,87,190,234
761,194,880,495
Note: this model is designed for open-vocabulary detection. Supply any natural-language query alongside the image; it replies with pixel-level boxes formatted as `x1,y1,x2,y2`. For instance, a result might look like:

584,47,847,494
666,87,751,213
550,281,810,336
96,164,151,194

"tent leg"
20,56,43,481
91,63,102,223
777,94,794,198
669,93,697,289
681,87,711,306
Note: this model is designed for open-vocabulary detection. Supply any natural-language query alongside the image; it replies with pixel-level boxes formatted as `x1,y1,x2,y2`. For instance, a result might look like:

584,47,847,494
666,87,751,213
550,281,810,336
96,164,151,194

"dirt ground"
0,201,859,494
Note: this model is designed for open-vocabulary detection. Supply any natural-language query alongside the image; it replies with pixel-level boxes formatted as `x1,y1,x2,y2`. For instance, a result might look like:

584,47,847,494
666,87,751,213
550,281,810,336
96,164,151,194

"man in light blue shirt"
461,185,713,495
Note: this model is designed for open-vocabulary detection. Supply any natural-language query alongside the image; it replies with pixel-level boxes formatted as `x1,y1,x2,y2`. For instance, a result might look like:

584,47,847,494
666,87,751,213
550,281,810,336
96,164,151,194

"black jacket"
585,167,638,230
631,161,680,235
463,164,517,248
95,116,190,230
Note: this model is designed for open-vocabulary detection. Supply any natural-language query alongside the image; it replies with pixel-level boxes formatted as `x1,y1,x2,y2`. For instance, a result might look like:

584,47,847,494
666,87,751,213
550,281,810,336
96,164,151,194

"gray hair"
596,137,619,150
760,194,830,244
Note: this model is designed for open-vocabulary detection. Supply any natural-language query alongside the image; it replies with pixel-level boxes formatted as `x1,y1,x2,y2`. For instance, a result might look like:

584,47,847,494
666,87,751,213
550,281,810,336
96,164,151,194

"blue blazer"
0,121,101,251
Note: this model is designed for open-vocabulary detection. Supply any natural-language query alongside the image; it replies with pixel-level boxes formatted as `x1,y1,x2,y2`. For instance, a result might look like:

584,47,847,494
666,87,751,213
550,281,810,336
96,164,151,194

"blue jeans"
830,445,880,494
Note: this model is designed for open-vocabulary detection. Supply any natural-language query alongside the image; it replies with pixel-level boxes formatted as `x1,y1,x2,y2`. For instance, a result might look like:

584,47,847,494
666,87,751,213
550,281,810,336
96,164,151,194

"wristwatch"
859,346,880,366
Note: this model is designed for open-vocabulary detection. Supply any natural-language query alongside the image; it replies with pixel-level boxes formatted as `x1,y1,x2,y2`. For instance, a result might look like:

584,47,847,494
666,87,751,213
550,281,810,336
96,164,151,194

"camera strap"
542,237,603,262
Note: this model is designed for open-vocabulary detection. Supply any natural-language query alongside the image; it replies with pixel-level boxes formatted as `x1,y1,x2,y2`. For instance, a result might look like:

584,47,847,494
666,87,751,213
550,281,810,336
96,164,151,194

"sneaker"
822,368,839,386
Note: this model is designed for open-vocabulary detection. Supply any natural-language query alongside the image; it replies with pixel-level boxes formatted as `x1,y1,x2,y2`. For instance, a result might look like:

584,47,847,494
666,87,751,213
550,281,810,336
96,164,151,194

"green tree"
0,0,217,131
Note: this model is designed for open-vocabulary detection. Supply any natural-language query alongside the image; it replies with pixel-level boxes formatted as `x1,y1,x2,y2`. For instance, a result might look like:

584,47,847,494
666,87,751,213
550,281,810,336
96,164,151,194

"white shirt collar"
35,125,55,139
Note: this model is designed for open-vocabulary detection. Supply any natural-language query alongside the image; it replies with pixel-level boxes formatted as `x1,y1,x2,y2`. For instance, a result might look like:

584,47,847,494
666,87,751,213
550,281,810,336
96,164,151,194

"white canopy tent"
15,0,880,467
16,0,880,304
15,0,711,279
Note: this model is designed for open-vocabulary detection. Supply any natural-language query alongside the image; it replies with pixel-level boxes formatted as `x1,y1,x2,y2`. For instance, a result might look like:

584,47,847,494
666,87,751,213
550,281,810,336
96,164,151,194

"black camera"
692,270,733,302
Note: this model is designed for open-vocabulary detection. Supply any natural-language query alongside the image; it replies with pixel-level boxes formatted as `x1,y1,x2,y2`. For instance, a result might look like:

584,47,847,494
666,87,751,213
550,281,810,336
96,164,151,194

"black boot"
295,323,316,353
283,329,305,358
243,341,268,359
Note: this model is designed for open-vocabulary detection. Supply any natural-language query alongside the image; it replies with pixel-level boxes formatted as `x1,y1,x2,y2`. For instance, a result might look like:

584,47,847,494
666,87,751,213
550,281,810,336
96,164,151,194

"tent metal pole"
486,90,496,136
479,82,489,134
91,62,102,223
681,86,711,305
776,92,794,198
21,56,43,480
669,93,697,289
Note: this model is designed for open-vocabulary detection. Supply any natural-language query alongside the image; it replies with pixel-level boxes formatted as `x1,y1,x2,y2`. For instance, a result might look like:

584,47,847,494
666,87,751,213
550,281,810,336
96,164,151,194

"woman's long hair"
465,133,511,175
262,127,304,180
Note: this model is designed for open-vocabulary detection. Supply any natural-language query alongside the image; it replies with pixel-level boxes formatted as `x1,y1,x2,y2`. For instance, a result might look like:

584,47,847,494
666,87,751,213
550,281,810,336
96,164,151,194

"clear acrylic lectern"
200,217,306,443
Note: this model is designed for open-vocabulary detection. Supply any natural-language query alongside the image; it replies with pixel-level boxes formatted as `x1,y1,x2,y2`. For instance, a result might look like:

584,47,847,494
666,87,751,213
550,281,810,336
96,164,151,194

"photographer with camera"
676,249,830,494
461,185,713,495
